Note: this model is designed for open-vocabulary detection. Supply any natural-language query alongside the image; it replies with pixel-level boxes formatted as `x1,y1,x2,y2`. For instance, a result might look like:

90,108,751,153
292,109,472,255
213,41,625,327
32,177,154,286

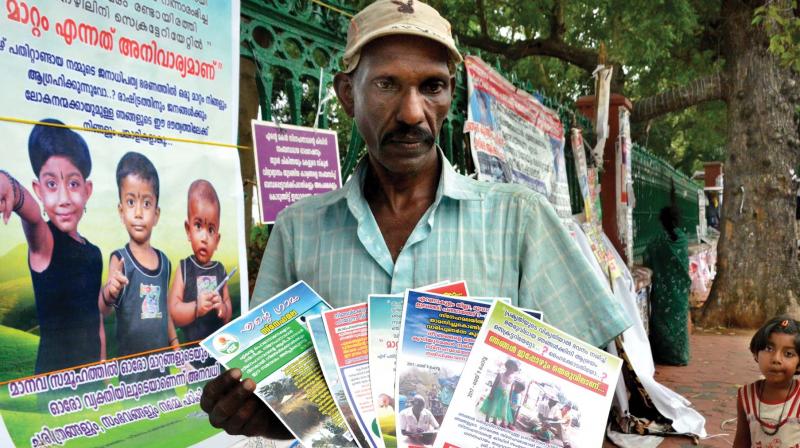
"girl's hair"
505,359,519,371
749,316,800,355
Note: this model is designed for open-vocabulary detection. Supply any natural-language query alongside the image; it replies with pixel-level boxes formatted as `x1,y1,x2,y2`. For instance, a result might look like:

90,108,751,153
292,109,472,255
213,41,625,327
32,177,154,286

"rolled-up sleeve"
518,194,630,347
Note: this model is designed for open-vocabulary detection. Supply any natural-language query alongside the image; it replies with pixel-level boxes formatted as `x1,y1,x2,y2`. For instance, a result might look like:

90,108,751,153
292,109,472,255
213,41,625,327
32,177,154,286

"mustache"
381,125,434,146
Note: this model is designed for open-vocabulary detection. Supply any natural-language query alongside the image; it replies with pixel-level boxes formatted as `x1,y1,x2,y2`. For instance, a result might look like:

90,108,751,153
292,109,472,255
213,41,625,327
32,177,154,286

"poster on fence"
0,1,242,446
464,55,571,219
252,121,342,224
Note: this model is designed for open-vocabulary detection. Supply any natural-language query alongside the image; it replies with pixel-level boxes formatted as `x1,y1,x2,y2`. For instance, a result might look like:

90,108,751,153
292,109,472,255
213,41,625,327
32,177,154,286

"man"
400,395,439,445
201,0,629,440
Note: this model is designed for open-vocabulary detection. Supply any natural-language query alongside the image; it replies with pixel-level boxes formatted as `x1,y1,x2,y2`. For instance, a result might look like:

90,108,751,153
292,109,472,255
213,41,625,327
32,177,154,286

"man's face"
336,35,454,175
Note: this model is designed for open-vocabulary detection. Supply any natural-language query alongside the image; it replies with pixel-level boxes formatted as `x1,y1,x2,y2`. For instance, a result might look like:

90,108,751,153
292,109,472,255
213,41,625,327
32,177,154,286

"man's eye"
144,200,151,208
126,199,134,207
422,82,445,94
209,227,216,235
69,180,80,189
375,79,394,90
46,180,57,189
195,223,201,229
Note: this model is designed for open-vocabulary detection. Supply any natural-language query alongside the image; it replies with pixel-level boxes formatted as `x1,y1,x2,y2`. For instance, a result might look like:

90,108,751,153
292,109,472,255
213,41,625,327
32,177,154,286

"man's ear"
333,72,355,118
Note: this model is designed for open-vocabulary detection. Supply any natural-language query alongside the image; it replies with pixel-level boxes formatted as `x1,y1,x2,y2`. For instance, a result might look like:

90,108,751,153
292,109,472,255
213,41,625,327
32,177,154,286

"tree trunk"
699,0,800,327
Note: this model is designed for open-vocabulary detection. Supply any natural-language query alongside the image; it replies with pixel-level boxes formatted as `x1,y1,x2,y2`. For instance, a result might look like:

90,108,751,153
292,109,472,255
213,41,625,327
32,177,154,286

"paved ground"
605,328,759,447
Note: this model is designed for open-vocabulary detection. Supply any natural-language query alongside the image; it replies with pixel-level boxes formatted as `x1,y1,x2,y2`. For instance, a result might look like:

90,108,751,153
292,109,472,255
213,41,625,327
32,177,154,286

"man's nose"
396,88,425,126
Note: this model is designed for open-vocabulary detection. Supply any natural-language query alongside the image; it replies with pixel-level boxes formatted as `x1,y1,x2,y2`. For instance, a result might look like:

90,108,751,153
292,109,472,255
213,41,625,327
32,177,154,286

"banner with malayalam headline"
0,1,242,446
464,55,571,219
252,121,342,224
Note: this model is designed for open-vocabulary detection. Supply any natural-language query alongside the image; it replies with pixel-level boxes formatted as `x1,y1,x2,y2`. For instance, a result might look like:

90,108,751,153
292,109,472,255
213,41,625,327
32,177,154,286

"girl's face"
756,332,800,387
32,156,92,238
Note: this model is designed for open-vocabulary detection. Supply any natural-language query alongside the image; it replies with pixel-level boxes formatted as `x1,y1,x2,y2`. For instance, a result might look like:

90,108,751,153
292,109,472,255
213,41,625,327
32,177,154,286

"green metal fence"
631,144,702,259
240,0,700,260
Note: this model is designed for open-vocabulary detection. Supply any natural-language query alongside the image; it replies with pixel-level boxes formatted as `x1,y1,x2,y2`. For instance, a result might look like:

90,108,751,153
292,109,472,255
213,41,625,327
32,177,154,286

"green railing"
240,0,699,263
631,144,702,259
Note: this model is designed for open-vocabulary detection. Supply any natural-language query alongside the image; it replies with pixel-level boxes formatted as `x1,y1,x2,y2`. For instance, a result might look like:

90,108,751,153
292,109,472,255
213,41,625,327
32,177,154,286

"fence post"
575,94,633,264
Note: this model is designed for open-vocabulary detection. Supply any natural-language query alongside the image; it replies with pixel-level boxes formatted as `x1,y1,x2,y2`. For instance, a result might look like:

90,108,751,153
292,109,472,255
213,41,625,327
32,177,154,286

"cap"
342,0,463,74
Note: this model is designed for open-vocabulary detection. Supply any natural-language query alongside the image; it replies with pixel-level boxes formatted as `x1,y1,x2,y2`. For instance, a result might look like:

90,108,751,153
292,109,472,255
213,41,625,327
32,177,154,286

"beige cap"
342,0,463,74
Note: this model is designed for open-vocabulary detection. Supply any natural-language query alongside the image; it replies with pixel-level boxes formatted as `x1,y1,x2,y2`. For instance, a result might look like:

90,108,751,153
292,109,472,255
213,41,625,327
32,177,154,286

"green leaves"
753,1,800,72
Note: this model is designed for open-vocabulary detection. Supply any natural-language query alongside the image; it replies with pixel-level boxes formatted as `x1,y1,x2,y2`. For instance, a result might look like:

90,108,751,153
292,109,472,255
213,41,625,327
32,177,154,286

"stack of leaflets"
201,282,358,447
202,280,621,448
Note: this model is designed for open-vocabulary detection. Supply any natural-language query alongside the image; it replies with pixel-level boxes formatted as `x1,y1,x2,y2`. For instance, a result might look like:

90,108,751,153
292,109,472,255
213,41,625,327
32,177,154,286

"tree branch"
632,72,726,124
550,0,566,41
476,0,488,36
455,32,598,73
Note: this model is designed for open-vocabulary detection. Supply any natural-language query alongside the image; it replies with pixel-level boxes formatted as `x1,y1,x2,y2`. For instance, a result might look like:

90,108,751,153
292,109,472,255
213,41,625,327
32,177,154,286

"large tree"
430,0,800,326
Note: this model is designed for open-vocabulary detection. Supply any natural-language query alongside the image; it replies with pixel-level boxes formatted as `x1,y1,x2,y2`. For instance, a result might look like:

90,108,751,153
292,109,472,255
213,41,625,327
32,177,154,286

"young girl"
0,119,103,374
734,316,800,447
480,359,519,428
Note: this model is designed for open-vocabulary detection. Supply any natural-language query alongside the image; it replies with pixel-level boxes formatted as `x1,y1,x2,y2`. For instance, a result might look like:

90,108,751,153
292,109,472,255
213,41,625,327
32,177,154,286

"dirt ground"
605,328,759,448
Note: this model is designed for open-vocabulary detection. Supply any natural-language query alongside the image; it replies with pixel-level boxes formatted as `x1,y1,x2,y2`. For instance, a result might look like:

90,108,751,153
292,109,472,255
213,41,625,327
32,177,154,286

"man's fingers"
240,404,275,438
223,394,262,435
200,369,241,413
208,378,256,429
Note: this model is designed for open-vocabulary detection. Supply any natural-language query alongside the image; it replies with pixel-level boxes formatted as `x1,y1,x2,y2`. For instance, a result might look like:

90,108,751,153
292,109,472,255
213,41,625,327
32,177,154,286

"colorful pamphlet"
368,294,404,448
435,301,622,448
367,282,469,448
394,290,493,448
523,309,543,320
308,315,371,448
201,281,356,448
323,304,385,448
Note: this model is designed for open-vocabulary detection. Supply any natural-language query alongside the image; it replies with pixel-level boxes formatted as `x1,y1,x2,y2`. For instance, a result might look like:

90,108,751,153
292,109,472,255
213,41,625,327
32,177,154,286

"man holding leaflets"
201,0,629,440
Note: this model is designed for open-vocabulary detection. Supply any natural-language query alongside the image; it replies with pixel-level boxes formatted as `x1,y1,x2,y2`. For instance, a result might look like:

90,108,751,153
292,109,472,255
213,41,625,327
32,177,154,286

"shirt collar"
315,147,483,209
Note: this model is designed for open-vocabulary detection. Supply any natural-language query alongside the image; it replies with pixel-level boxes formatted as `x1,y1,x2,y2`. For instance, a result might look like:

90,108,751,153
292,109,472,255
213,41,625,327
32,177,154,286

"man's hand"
106,258,128,301
197,291,218,317
200,368,290,439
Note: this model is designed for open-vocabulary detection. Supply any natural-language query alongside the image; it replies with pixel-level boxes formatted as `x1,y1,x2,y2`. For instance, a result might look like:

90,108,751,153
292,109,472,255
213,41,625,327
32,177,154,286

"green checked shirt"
253,153,630,347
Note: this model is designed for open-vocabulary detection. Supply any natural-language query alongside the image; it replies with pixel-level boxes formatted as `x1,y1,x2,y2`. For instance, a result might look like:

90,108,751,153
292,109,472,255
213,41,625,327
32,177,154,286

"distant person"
706,192,720,230
644,205,691,365
0,119,103,374
99,152,177,383
168,179,232,367
733,317,800,447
